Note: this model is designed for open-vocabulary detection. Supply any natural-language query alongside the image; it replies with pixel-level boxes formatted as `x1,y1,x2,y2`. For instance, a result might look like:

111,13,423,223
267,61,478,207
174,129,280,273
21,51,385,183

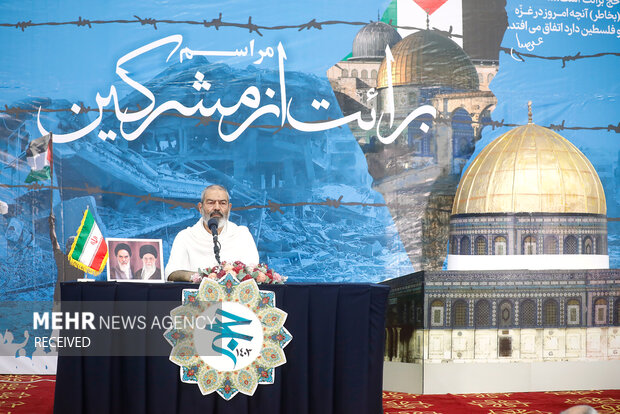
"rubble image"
0,57,414,301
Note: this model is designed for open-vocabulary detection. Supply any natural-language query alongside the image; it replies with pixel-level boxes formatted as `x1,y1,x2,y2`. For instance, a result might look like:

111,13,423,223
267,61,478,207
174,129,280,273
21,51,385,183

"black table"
54,282,389,414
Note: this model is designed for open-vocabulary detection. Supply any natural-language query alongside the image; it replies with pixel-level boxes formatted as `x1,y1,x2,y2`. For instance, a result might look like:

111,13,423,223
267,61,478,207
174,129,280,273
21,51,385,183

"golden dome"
377,30,479,90
452,124,606,215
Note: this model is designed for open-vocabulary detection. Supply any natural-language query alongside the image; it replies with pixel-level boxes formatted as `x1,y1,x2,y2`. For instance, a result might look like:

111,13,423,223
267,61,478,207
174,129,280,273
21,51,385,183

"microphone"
207,218,221,264
207,218,219,234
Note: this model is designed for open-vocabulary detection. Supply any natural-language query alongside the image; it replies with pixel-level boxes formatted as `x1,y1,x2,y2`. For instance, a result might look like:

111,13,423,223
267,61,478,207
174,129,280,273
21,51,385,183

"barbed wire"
0,183,386,213
1,183,619,221
2,104,618,134
434,115,620,134
3,14,620,69
499,47,620,68
1,15,617,69
0,15,459,38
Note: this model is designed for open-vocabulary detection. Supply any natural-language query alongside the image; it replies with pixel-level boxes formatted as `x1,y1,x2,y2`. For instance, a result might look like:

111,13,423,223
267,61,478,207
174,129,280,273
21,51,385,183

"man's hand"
168,270,194,282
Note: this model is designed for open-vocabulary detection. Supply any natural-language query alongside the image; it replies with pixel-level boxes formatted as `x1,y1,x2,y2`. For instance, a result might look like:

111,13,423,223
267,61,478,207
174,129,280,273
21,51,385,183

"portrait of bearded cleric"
107,238,164,282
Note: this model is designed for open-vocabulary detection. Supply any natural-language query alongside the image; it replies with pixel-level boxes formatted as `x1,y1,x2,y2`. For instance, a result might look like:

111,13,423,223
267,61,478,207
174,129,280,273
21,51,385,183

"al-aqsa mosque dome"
351,21,402,60
447,108,609,271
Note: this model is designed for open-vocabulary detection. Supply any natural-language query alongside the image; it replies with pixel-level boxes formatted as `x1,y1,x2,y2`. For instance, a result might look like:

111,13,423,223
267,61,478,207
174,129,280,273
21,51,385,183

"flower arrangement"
190,261,287,284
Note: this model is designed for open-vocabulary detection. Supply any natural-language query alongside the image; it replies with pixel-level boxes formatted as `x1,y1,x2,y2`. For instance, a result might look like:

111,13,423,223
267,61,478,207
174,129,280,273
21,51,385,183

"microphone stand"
212,233,221,265
207,218,222,265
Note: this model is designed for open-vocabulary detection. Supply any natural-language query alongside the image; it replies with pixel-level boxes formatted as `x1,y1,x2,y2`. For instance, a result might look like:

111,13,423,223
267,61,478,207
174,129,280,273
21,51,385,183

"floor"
1,374,619,413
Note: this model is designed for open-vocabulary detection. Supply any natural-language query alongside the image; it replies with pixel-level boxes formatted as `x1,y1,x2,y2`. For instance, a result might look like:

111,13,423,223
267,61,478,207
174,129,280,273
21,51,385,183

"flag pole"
49,133,54,215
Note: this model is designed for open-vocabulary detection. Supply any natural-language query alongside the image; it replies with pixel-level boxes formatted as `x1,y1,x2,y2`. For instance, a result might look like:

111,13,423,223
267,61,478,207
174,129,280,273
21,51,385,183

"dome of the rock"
376,30,479,90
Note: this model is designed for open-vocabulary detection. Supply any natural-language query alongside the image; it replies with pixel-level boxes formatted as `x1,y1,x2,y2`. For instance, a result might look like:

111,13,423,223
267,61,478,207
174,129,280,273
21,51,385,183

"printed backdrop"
0,0,618,372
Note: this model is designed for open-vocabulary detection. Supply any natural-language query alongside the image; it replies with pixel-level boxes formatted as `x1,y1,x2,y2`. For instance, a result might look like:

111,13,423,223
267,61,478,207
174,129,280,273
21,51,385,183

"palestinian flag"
382,0,463,46
68,208,108,275
25,133,52,183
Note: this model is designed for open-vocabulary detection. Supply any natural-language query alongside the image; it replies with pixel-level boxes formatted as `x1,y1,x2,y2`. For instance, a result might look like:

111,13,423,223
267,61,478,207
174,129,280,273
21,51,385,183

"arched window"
452,108,475,159
543,299,558,326
475,300,491,328
594,298,607,325
564,235,578,254
431,300,444,327
475,236,487,255
583,236,593,254
567,299,580,325
487,73,494,83
494,236,507,255
459,236,471,255
520,299,537,327
351,69,358,78
523,236,537,255
498,300,513,328
450,236,458,255
371,69,377,79
596,236,603,254
452,300,468,327
361,69,368,79
342,69,348,78
544,236,558,254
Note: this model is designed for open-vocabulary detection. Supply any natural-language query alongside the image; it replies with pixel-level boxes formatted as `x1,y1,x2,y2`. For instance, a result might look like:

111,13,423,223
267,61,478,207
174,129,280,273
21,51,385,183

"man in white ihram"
165,185,259,282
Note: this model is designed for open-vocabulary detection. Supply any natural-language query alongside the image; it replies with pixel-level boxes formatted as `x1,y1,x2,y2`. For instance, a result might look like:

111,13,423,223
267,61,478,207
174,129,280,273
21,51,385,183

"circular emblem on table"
163,273,292,400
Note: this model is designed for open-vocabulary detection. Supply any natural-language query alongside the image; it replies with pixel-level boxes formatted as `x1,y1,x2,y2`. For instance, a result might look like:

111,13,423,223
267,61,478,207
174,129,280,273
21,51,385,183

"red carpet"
383,390,620,413
1,375,618,414
0,375,55,414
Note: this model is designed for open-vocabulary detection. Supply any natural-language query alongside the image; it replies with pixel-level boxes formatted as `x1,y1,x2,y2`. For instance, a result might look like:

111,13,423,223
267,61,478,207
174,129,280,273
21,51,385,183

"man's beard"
202,209,229,228
119,262,130,273
141,264,156,279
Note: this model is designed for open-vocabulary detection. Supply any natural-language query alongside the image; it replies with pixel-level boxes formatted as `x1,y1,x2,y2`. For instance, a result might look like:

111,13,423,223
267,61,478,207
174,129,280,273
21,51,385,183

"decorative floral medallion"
164,273,292,400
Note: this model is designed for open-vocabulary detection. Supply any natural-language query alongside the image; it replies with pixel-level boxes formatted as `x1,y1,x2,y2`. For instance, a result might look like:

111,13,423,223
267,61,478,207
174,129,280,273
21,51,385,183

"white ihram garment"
164,219,259,278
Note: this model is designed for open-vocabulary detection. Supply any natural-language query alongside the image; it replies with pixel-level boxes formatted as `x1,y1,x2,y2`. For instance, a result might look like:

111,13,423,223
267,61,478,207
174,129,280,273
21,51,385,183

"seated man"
165,184,259,281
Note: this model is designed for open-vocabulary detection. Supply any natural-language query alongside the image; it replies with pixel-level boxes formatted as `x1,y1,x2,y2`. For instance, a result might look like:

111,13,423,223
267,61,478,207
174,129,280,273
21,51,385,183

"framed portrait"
106,238,165,283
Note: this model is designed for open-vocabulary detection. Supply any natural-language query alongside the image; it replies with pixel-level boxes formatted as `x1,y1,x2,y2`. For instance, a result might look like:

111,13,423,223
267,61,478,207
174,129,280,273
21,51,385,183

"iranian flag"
25,133,53,183
68,208,108,275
